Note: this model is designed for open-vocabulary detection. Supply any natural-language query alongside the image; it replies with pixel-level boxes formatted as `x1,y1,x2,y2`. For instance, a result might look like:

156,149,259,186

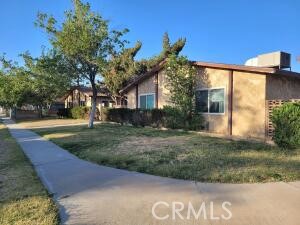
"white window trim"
196,87,226,115
138,93,156,109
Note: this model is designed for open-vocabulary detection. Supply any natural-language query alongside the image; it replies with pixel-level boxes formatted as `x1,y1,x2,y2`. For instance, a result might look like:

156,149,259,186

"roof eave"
120,61,300,94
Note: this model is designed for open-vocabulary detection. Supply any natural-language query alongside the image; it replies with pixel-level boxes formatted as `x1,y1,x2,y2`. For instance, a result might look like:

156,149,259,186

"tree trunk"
111,95,118,107
88,83,97,128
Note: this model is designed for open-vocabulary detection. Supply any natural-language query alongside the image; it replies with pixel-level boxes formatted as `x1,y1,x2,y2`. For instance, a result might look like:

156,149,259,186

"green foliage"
151,108,166,127
271,103,300,149
165,55,197,112
57,108,71,118
0,65,32,108
162,106,185,129
70,106,89,119
188,113,205,131
70,106,100,120
165,54,200,128
104,108,132,124
36,0,129,127
130,110,146,127
135,32,186,75
103,32,186,102
103,107,203,130
22,50,72,107
103,42,142,103
0,51,71,110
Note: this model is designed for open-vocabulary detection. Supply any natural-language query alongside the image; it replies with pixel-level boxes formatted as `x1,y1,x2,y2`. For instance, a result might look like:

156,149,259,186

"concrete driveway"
3,118,300,225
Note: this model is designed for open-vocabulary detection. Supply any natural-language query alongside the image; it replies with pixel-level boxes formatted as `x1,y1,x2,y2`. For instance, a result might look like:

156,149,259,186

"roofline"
119,61,165,94
192,61,277,74
120,61,300,94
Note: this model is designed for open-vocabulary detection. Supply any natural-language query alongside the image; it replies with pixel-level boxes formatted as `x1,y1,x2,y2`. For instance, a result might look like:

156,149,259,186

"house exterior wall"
126,75,158,109
126,67,230,134
158,70,171,108
127,88,136,109
196,68,230,134
125,67,300,139
266,75,300,100
139,76,156,95
232,72,266,139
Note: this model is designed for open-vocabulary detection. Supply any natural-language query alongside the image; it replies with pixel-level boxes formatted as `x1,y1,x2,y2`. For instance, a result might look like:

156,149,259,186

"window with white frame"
139,93,155,109
196,88,225,114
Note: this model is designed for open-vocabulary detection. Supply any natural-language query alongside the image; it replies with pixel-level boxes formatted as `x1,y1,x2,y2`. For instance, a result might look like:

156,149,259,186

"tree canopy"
102,32,186,101
165,54,198,122
22,50,72,108
136,32,186,75
36,0,129,128
0,50,71,112
102,41,142,103
0,58,32,108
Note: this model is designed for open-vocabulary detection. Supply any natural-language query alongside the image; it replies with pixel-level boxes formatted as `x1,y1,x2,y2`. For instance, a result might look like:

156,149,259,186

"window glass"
196,88,225,114
139,94,155,109
196,90,208,112
140,95,147,109
146,95,154,109
209,89,224,113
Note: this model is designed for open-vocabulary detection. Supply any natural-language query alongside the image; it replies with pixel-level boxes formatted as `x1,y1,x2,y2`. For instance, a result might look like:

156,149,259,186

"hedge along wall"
102,107,204,131
57,106,100,120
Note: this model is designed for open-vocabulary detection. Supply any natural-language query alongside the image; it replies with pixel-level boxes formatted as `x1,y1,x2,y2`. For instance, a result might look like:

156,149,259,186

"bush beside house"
57,106,100,120
271,103,300,149
102,107,204,131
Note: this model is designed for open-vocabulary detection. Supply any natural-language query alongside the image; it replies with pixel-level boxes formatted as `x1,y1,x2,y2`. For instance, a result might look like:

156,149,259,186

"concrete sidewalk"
2,118,300,225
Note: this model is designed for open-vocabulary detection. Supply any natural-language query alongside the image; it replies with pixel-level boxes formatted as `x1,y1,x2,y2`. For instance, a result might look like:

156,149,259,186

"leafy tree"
165,54,198,125
22,50,72,116
136,32,186,74
102,33,185,104
103,41,142,104
36,0,128,128
0,57,33,115
0,51,71,117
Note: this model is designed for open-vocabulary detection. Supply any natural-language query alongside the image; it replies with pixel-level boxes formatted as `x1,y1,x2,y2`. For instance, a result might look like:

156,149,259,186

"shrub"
130,109,143,126
162,106,185,129
101,107,109,121
70,106,100,120
71,106,88,119
104,108,131,124
151,108,165,127
188,113,205,131
271,103,300,149
103,107,204,130
57,108,71,118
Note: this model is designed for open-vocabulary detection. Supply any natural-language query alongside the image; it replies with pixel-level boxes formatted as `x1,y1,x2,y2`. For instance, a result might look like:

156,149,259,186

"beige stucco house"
120,60,300,139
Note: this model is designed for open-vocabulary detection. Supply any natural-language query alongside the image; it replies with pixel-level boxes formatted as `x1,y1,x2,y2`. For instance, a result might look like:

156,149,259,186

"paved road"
3,118,300,225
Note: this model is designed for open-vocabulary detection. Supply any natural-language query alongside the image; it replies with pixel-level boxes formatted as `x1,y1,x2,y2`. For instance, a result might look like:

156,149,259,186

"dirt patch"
116,136,192,153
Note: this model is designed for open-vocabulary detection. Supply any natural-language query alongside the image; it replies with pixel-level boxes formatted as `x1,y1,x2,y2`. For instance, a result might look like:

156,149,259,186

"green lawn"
0,123,58,225
33,123,300,183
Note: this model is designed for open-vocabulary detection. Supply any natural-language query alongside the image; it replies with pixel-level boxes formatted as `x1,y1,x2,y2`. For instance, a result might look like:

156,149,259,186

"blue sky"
1,0,300,71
